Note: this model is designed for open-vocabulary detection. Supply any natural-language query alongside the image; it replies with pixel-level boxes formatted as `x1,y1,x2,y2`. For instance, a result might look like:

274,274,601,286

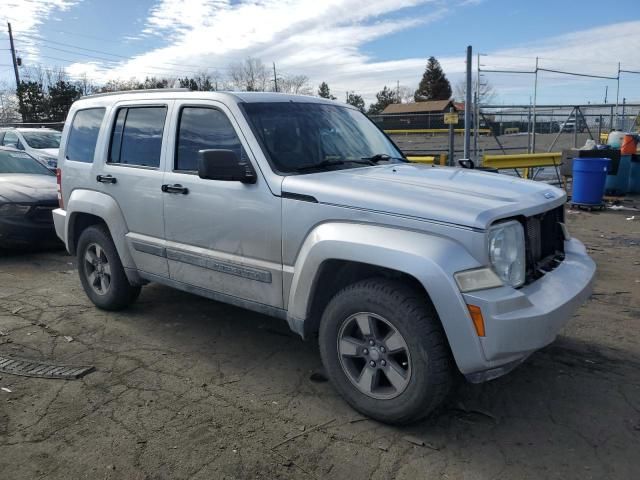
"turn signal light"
467,305,485,337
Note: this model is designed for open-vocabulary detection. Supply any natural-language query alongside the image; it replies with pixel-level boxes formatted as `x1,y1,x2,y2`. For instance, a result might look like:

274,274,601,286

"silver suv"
53,90,595,424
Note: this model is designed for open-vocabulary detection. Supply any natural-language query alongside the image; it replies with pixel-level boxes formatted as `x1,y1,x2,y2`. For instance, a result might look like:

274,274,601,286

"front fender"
65,189,137,276
286,222,488,374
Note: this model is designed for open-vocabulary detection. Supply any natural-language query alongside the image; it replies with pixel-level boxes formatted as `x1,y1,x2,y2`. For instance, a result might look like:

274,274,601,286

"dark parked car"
0,147,60,249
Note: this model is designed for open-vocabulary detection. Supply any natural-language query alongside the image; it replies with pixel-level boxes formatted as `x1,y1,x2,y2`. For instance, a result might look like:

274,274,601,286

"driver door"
162,100,283,309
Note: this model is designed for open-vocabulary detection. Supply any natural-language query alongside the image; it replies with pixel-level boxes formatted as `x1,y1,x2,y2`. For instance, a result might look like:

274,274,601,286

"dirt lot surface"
390,132,593,157
1,201,639,480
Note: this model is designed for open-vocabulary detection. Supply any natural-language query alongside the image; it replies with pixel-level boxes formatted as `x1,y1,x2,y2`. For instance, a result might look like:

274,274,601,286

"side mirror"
198,149,256,183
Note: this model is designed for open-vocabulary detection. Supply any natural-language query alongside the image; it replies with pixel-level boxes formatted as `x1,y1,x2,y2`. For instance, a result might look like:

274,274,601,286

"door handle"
96,174,117,184
161,184,189,195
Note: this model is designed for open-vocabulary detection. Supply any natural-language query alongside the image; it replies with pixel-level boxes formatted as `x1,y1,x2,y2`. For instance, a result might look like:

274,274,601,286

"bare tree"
455,79,496,105
279,75,312,95
0,82,20,124
397,85,415,104
75,73,98,96
229,58,270,92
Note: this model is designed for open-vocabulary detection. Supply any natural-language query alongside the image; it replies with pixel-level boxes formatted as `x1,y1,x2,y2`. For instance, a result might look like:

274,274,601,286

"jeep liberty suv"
53,90,595,424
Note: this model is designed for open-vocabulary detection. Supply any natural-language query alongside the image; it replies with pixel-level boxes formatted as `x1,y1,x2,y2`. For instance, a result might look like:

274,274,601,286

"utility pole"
474,52,480,161
614,62,620,129
531,56,539,153
7,23,20,88
463,45,472,160
272,62,278,93
604,85,608,104
396,80,400,101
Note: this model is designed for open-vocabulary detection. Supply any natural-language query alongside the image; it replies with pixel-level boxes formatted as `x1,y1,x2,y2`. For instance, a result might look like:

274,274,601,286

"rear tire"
77,225,141,310
319,278,454,424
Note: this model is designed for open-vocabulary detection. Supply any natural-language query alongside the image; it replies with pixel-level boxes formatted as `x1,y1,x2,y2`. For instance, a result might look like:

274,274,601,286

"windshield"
21,131,61,149
0,150,54,175
241,102,404,174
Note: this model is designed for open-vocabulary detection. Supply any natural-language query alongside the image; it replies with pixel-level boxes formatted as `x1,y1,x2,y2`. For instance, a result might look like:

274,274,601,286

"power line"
18,32,231,71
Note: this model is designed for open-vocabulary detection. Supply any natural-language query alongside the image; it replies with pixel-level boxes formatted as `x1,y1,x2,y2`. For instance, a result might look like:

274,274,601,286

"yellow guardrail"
482,152,562,169
385,128,492,136
407,154,449,165
482,152,562,180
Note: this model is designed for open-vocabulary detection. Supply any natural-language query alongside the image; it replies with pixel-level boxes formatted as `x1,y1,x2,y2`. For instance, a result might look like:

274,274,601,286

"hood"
0,174,57,204
35,148,59,158
281,164,566,229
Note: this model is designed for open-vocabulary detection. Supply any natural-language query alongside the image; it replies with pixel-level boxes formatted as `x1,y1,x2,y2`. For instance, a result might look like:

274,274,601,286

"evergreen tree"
345,92,365,113
16,81,47,123
367,86,398,115
48,81,81,122
414,56,452,101
317,82,336,100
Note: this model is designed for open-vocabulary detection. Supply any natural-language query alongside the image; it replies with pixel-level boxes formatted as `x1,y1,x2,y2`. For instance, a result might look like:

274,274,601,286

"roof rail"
83,88,191,99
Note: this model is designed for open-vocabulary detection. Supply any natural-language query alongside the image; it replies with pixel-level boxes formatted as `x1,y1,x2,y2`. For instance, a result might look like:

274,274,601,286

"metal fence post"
448,106,455,166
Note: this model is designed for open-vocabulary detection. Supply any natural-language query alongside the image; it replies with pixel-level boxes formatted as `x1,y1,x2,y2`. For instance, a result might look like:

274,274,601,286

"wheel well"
303,260,428,339
69,213,107,255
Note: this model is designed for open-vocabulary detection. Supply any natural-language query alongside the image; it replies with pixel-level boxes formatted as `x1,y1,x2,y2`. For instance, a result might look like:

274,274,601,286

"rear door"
95,100,172,277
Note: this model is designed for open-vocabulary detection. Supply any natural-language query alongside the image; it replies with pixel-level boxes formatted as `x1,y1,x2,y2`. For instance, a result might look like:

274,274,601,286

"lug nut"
369,340,375,346
369,360,376,367
363,348,368,355
381,360,387,367
380,346,386,353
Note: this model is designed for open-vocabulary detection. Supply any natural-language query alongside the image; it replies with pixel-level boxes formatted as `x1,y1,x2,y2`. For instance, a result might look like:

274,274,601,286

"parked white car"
0,128,61,170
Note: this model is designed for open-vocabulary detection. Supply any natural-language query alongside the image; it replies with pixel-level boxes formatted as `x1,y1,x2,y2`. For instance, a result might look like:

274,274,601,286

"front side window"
66,108,105,163
21,131,62,149
109,106,167,168
241,102,403,174
175,107,244,171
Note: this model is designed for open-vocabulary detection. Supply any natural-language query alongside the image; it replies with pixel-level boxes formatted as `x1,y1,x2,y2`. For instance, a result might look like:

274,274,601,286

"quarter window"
66,108,105,163
109,106,167,168
2,131,20,148
175,107,244,171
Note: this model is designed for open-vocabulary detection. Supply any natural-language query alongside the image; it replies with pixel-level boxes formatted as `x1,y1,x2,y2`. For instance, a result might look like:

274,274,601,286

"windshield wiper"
294,159,374,172
361,153,407,163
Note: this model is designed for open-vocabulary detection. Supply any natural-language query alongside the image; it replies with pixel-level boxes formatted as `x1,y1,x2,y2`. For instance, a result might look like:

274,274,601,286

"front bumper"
0,216,61,248
462,238,595,382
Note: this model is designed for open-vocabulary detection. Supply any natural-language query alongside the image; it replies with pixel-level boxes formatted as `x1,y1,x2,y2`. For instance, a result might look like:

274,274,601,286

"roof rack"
83,88,191,99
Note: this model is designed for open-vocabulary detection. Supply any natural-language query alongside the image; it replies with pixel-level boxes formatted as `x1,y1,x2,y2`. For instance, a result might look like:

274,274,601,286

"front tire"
319,278,454,424
77,225,141,310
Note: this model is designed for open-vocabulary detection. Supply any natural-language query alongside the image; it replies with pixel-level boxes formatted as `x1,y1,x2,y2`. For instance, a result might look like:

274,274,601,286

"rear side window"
109,106,167,168
175,107,244,171
66,108,105,163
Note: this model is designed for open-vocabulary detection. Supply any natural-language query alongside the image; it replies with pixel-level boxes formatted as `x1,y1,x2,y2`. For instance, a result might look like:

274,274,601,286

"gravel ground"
390,132,594,157
0,200,639,480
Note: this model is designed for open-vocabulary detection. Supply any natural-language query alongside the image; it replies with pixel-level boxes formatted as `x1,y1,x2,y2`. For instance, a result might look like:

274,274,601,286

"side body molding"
286,222,488,374
64,189,141,283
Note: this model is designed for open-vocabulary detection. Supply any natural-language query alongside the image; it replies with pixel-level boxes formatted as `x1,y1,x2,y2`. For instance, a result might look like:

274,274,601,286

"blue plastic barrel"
629,157,640,194
572,158,610,205
605,154,632,195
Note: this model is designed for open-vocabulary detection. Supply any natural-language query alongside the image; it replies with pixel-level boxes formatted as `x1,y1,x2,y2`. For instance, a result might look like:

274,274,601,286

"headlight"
34,154,58,168
488,220,526,288
0,203,31,216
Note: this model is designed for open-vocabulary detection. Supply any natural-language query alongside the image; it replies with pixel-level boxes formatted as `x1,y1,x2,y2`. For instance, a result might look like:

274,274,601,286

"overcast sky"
1,0,639,105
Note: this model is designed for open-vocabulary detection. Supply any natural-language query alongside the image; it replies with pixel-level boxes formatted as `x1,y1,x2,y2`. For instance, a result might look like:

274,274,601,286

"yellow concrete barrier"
599,132,609,143
406,156,436,164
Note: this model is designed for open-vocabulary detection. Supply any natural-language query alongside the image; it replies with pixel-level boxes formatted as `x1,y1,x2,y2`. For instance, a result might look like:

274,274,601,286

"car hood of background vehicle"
281,164,565,230
0,174,57,203
36,148,59,157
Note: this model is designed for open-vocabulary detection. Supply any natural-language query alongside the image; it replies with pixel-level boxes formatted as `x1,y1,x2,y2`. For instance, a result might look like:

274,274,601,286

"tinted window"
176,107,244,171
109,107,166,168
66,108,105,163
2,131,19,147
0,150,54,175
21,131,61,149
